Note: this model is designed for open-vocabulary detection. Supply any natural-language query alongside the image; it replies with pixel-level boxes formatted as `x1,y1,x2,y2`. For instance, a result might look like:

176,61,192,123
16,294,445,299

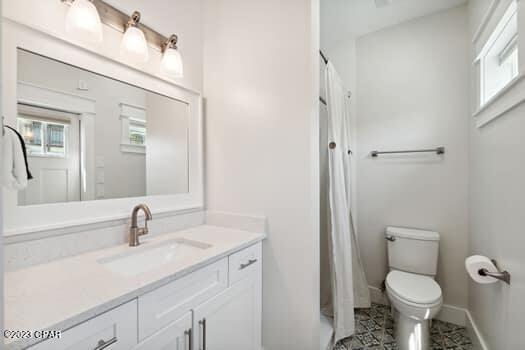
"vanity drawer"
133,312,191,350
29,300,137,350
228,242,262,285
138,258,228,341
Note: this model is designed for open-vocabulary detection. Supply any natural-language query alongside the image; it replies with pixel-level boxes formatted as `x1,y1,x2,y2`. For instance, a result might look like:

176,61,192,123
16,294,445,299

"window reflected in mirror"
18,116,68,157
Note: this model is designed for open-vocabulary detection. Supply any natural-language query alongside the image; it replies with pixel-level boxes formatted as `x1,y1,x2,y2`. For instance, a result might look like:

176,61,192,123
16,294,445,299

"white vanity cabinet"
137,242,262,350
26,242,262,350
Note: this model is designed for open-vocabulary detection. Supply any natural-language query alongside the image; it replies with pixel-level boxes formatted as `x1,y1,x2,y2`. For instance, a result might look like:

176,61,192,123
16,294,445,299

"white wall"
0,0,4,335
354,6,470,308
203,0,320,348
468,1,525,348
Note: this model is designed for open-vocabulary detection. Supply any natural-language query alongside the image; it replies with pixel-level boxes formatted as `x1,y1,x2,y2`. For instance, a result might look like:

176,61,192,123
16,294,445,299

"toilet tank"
385,226,440,276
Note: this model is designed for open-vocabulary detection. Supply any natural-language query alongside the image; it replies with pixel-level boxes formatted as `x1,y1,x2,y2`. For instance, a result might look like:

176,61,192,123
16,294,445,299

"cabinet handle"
94,337,117,350
199,318,207,350
185,328,192,350
239,258,257,270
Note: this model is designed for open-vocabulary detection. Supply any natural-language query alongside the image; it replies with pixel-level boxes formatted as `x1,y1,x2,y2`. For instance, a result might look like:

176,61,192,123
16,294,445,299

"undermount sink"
98,238,213,277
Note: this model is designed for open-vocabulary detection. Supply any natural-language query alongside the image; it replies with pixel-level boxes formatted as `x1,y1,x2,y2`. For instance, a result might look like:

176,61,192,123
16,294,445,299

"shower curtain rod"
319,50,329,106
319,50,351,106
320,50,329,65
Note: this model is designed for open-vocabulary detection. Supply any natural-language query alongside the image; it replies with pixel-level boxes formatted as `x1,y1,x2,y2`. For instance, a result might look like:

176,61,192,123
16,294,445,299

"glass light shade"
65,0,103,43
161,47,184,78
120,26,149,63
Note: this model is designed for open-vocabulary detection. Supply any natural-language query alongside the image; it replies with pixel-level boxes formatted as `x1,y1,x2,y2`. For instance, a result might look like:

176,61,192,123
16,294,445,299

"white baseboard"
466,310,490,350
436,304,466,326
369,285,389,305
368,286,466,326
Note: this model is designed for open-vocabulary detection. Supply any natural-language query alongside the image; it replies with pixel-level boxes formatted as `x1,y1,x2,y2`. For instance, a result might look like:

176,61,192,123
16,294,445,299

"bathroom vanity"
2,12,266,350
5,225,264,350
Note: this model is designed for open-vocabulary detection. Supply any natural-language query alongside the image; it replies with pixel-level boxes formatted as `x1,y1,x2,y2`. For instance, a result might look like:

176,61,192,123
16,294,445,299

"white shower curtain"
324,62,370,345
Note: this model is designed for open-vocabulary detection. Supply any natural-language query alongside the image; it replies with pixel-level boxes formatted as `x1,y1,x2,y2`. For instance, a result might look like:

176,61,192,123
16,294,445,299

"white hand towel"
2,127,29,190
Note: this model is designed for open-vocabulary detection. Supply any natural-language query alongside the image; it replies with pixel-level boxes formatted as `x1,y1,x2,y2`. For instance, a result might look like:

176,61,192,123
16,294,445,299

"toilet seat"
386,270,442,306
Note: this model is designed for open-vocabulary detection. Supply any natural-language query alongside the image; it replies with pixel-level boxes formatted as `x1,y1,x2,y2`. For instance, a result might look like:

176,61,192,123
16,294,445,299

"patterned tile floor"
334,303,473,350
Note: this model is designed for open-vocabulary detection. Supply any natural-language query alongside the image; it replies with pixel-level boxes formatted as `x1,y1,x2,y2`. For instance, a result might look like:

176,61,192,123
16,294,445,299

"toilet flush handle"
385,235,396,242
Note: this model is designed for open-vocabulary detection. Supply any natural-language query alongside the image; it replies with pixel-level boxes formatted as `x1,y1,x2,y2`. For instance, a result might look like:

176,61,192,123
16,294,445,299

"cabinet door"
193,270,261,350
29,300,137,350
134,312,192,350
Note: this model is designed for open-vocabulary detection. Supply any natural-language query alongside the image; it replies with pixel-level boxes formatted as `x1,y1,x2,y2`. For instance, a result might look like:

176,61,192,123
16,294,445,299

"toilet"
385,227,442,350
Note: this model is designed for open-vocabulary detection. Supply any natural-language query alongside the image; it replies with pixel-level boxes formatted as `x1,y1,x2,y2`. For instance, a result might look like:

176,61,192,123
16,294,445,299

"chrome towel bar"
370,146,445,157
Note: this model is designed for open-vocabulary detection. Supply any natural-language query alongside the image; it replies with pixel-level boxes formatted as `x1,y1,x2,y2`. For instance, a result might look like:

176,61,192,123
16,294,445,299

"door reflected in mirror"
17,49,190,206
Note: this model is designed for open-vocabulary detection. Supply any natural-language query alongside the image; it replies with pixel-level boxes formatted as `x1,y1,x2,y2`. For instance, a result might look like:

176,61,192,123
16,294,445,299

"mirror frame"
2,20,204,237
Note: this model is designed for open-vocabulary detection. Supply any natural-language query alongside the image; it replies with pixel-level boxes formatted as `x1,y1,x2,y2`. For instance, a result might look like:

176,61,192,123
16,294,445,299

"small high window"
479,0,519,106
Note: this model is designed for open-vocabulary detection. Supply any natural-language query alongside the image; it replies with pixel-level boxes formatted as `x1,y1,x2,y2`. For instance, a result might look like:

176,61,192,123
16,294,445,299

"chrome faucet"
129,204,153,247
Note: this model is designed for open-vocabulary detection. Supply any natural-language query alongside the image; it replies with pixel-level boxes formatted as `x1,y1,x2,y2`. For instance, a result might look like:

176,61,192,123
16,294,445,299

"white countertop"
5,225,265,349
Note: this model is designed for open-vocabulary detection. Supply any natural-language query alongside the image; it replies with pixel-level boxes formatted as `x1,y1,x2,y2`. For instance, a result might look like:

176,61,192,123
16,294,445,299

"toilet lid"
386,270,442,305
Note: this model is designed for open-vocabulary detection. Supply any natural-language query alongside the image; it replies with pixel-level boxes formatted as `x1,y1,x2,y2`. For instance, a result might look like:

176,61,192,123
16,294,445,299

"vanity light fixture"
63,0,103,43
161,35,184,78
120,11,149,63
61,1,183,76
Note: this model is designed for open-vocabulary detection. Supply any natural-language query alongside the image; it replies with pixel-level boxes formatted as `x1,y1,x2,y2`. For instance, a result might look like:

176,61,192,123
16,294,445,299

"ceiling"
321,0,467,50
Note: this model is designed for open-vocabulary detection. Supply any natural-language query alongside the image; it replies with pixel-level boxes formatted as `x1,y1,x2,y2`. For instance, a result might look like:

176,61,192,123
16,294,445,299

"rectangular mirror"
16,49,189,206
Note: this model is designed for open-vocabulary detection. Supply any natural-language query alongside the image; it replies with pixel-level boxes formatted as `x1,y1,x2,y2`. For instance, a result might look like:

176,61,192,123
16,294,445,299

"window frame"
128,118,147,146
119,103,147,154
478,0,519,107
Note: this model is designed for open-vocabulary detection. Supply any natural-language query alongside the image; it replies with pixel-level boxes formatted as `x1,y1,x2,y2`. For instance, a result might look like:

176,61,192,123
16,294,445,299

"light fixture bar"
62,0,170,50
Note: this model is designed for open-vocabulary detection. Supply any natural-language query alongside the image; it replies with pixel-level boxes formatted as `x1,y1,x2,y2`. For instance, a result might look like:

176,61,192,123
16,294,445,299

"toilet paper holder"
478,259,511,285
